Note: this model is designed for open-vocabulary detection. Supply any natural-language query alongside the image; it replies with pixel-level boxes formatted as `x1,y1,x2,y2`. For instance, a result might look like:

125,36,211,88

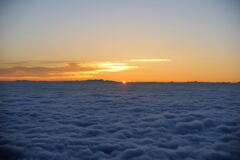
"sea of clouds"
0,81,239,160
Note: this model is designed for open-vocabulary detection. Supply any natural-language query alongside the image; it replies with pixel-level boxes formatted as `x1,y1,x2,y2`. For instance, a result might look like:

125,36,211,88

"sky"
0,0,239,82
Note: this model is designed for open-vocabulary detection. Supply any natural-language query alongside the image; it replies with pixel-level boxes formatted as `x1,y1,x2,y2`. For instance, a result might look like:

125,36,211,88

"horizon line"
0,79,239,83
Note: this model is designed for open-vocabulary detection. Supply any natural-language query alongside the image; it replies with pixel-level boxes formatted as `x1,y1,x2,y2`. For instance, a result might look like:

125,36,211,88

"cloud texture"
0,59,169,80
0,82,239,160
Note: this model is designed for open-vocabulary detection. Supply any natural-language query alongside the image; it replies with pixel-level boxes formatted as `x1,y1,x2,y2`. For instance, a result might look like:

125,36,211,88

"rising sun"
122,81,127,84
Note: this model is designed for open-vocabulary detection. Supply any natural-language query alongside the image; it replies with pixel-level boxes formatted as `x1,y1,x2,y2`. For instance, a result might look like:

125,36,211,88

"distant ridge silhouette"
1,80,238,84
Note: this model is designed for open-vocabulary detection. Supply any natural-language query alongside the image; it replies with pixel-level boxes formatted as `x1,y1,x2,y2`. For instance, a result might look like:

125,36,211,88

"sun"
122,80,127,84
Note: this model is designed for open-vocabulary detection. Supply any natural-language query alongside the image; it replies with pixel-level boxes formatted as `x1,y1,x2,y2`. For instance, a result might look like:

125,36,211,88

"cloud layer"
0,82,239,159
0,59,169,80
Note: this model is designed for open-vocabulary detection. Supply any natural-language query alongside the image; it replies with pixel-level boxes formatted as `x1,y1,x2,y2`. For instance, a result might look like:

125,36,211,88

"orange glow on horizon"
0,59,171,81
122,80,127,84
0,58,239,82
1,1,239,82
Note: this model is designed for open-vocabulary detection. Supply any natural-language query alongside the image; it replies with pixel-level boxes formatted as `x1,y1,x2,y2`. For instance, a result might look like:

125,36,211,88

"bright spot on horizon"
122,81,127,84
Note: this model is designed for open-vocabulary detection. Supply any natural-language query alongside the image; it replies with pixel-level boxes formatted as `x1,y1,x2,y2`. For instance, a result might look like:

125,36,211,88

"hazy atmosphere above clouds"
0,0,239,81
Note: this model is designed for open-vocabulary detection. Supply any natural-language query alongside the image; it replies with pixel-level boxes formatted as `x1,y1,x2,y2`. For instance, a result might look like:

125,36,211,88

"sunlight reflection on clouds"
0,59,169,80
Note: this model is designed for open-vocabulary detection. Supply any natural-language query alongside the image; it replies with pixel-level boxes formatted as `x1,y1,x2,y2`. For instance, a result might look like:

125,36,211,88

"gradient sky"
0,0,239,82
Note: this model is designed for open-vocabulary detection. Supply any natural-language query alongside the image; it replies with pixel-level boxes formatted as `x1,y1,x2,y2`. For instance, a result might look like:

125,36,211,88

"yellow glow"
0,60,141,81
0,58,239,82
122,80,127,84
96,62,138,72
